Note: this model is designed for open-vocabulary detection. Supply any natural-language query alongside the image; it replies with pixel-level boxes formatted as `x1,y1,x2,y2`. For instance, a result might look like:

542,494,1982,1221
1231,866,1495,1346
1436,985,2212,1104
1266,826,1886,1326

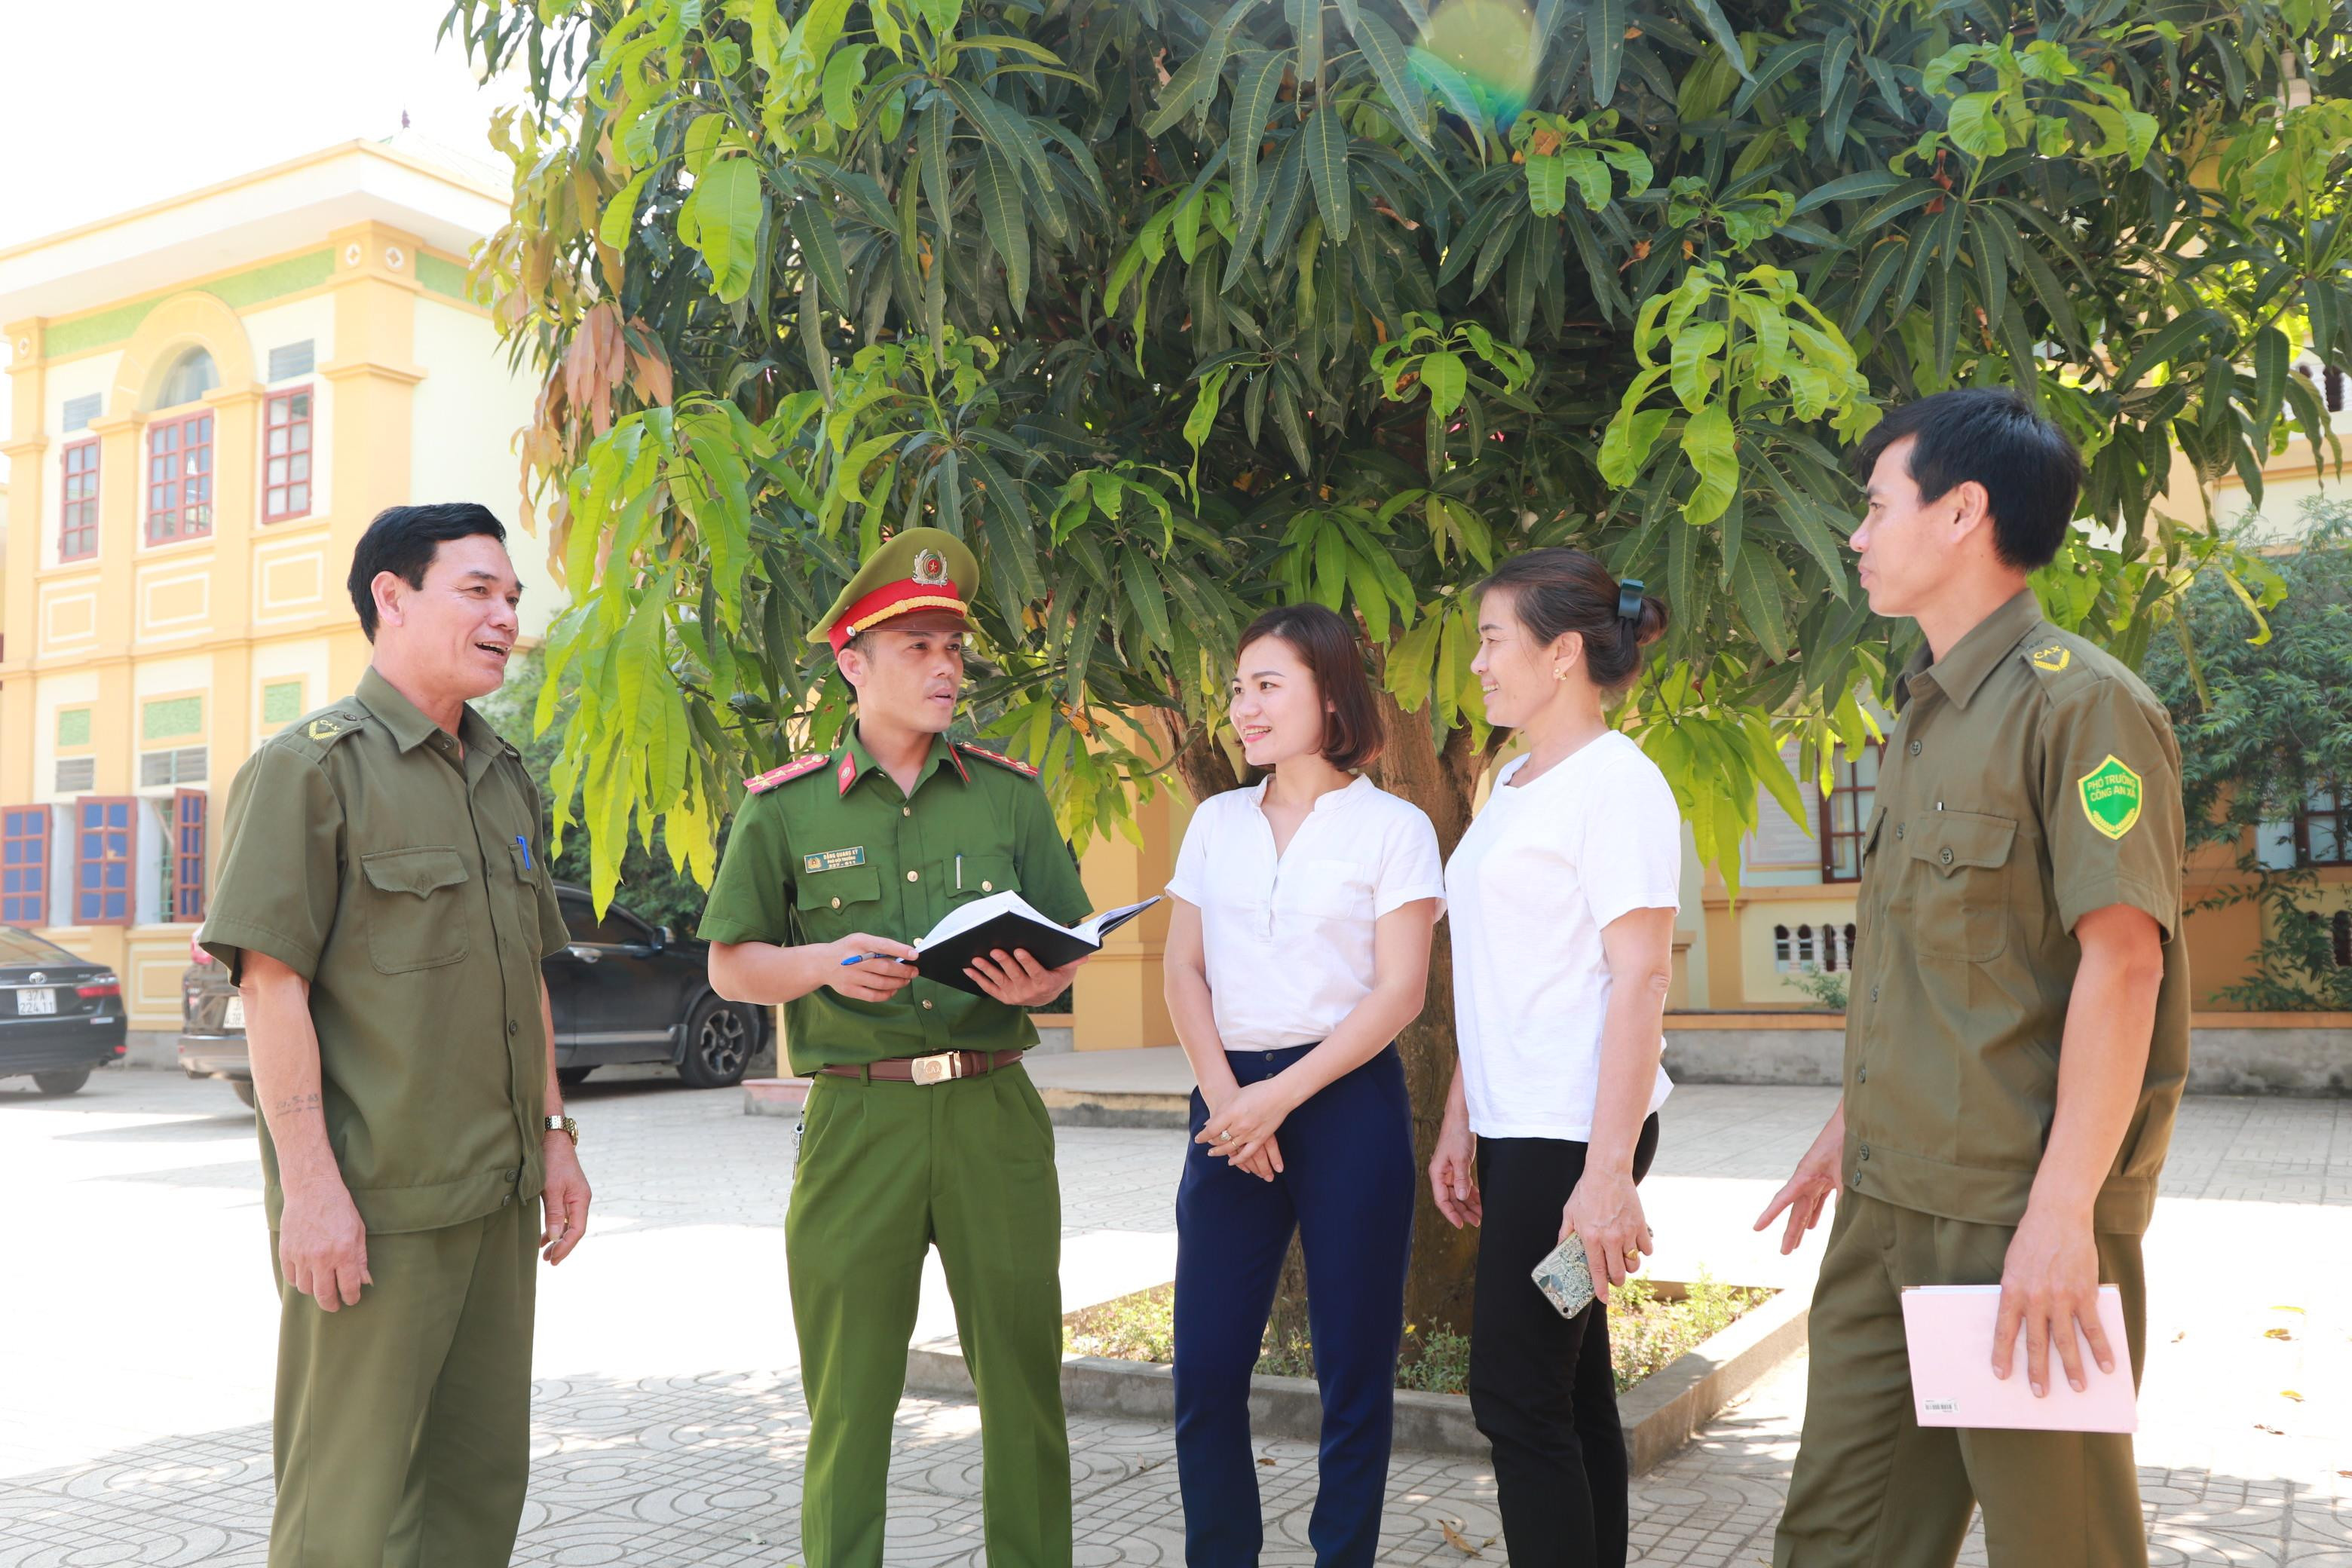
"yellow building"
0,139,553,1028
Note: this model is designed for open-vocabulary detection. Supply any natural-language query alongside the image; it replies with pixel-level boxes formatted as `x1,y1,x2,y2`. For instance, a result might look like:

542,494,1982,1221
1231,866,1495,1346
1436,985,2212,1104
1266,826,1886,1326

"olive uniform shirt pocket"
797,863,884,942
942,853,1018,902
359,847,473,973
1904,810,2017,963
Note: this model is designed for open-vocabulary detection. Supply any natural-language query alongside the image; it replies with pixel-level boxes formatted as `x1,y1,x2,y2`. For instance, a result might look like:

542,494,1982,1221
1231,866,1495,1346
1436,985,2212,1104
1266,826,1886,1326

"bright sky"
0,0,528,252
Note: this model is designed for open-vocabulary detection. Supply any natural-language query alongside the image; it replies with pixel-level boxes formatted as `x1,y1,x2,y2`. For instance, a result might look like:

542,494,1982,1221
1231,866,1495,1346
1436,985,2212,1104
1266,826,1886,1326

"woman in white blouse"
1163,602,1444,1568
1429,549,1679,1567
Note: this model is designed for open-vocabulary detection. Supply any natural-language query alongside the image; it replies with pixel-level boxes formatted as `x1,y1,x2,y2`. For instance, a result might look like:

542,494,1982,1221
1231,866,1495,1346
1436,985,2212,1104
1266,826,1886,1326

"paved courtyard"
2,1068,2348,1564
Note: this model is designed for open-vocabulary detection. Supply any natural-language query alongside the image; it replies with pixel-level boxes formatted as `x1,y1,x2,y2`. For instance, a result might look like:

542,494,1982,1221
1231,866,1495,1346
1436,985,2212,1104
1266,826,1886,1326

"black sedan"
1,926,128,1095
179,884,765,1105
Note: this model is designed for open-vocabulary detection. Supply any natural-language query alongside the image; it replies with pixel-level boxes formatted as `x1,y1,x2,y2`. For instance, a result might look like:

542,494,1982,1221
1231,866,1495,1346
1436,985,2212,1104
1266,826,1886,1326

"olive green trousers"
1775,1190,2148,1568
268,1197,536,1567
787,1064,1070,1568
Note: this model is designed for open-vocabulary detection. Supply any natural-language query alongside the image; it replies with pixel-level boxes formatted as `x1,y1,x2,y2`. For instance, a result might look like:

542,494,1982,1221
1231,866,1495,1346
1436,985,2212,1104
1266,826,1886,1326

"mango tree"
446,0,2346,1343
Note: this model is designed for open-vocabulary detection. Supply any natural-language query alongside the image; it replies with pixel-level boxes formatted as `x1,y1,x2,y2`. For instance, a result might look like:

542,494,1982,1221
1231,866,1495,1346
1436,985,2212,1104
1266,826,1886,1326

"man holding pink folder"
1756,390,2189,1567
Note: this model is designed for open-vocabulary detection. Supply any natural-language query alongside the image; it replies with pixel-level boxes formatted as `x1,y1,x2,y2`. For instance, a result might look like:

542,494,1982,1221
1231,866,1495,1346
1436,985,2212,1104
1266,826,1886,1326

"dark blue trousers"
1172,1043,1416,1568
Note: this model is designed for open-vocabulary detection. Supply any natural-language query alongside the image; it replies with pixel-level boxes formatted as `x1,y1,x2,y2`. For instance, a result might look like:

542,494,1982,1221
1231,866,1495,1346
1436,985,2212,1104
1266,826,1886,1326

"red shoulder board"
955,742,1041,779
745,755,833,795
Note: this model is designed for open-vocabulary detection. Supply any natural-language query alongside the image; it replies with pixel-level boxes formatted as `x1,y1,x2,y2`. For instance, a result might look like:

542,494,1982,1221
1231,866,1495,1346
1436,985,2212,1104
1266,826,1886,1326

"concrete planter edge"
903,1278,1811,1474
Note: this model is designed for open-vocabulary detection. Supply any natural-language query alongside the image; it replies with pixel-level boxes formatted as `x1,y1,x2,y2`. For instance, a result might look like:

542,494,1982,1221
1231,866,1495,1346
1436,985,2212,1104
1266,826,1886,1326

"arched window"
146,348,219,544
155,348,219,409
1773,925,1791,969
2333,911,2351,970
1795,923,1816,967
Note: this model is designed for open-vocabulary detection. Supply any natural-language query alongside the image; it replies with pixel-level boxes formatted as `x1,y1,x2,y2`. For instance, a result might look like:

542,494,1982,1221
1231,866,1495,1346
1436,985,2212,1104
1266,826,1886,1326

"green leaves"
675,155,764,301
1304,102,1352,243
467,0,2352,924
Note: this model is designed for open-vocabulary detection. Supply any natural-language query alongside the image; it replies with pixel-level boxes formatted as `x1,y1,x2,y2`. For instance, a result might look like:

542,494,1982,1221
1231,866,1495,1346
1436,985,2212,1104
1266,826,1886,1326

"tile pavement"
3,1070,2349,1563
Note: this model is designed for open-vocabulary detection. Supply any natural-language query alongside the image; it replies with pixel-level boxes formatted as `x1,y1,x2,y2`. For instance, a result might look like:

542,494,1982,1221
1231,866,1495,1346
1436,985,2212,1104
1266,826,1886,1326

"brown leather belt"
819,1048,1025,1085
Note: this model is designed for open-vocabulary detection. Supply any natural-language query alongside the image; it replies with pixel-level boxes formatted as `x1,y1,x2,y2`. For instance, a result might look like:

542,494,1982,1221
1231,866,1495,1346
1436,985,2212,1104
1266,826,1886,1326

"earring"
1554,666,1568,681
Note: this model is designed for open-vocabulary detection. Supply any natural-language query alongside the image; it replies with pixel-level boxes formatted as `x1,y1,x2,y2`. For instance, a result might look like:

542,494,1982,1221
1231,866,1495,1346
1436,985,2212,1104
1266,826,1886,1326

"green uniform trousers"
787,1064,1070,1568
1775,1190,2148,1568
269,1196,537,1568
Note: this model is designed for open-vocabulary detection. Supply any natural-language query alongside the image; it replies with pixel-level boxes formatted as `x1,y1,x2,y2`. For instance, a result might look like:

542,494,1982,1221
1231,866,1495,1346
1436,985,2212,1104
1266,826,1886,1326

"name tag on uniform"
804,847,868,874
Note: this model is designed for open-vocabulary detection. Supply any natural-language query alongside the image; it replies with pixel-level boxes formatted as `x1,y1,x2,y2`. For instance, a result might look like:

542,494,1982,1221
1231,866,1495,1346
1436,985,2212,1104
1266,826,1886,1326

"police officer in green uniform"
1758,391,2188,1567
700,528,1093,1568
201,504,591,1567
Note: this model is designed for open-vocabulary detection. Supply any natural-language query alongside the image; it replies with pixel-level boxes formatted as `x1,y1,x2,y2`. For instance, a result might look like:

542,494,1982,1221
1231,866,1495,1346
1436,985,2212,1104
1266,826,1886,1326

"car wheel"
232,1080,257,1110
678,995,756,1089
31,1068,91,1097
556,1066,595,1088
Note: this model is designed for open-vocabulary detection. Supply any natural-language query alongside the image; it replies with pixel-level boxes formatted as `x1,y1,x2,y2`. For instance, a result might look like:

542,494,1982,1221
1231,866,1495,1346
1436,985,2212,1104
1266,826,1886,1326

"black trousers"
1467,1114,1661,1568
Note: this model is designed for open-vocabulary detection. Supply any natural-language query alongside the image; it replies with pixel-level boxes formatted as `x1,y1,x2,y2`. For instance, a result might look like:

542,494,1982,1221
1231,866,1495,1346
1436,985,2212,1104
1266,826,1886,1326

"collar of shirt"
1894,588,2044,714
1251,772,1373,816
836,726,970,798
354,667,505,785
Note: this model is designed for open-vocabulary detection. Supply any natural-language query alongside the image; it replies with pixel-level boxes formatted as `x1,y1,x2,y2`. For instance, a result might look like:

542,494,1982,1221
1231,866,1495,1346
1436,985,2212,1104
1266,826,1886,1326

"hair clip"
1617,578,1646,623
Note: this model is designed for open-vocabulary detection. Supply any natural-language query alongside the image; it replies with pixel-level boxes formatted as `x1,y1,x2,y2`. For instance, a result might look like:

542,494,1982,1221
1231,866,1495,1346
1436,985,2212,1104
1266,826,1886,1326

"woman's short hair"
1235,602,1386,773
1478,548,1668,694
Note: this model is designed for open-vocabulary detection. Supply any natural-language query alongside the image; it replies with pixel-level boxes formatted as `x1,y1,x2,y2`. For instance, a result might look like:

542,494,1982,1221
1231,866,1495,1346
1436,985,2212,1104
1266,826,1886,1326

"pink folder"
1898,1285,2138,1433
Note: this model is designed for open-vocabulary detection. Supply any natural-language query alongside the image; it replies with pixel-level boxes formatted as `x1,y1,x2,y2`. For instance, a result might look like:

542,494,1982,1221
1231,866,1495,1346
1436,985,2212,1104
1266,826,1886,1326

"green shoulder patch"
2077,754,2144,841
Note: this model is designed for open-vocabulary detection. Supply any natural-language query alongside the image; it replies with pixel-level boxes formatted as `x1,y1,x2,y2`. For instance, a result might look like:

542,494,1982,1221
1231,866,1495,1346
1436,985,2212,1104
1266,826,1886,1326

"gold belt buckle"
909,1051,960,1086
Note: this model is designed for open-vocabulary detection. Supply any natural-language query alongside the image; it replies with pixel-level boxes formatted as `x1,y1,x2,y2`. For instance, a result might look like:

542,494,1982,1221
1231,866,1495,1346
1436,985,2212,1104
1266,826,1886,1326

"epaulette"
955,741,1040,779
746,755,833,794
2020,632,2100,696
288,709,367,754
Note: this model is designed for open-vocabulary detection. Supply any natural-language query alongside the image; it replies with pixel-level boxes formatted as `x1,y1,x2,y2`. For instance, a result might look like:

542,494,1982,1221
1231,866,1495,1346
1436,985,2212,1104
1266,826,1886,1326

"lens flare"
1408,0,1540,133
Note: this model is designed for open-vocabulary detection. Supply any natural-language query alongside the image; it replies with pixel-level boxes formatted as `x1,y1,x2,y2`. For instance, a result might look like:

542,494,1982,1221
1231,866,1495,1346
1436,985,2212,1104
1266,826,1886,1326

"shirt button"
1940,847,1953,865
902,807,911,817
907,871,920,884
1870,986,1879,1003
1894,823,1906,840
1909,740,1922,757
982,880,993,892
921,999,934,1010
830,897,842,910
1859,1144,1870,1160
507,1020,518,1037
1857,1065,1868,1083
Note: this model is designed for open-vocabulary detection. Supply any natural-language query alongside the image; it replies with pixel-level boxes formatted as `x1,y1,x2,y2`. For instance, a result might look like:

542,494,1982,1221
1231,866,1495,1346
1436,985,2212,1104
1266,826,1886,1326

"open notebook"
1899,1285,2137,1433
911,893,1162,998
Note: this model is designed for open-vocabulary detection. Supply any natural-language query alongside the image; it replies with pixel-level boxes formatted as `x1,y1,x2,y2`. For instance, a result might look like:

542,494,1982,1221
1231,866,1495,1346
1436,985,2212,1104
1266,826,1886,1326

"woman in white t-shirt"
1163,602,1444,1568
1429,548,1680,1567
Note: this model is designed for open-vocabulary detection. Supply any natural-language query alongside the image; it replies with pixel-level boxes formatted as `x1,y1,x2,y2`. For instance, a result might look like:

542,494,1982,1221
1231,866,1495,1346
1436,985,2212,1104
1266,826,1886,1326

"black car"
1,926,128,1095
179,884,765,1105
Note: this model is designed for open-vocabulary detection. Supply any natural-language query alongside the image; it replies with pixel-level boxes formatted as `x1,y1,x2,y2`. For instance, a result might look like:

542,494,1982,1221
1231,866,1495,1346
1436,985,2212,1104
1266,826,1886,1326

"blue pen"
840,951,916,966
515,835,531,870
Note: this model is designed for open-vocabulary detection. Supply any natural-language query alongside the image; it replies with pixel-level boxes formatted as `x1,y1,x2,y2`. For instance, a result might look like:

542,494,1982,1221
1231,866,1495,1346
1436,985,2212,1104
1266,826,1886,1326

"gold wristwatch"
544,1114,580,1146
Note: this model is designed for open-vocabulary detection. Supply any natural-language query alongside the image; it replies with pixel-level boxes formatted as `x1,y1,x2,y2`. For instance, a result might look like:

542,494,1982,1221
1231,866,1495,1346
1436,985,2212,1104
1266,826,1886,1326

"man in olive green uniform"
201,503,591,1567
1759,390,2187,1567
701,528,1092,1568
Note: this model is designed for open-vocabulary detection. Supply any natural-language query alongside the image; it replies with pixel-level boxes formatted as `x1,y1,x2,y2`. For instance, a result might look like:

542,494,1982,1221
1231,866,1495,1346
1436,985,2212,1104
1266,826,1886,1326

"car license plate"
15,988,57,1015
223,997,246,1031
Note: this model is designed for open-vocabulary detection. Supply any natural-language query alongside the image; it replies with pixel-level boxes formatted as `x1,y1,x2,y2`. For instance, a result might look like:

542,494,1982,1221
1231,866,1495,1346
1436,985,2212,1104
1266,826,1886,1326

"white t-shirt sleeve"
1165,798,1213,907
1374,804,1447,918
1580,752,1683,931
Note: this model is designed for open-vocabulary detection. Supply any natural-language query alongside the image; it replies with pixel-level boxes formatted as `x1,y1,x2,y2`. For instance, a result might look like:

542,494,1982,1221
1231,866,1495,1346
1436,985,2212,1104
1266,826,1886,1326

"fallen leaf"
2281,1390,2304,1402
2255,1423,2285,1435
2269,1304,2306,1314
1258,1458,1276,1468
2264,1328,2295,1341
2170,1331,2186,1343
1439,1519,1482,1557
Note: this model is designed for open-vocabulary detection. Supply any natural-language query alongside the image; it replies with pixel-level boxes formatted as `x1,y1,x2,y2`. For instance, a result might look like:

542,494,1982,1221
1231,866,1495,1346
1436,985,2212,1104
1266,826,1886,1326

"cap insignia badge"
911,548,948,586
